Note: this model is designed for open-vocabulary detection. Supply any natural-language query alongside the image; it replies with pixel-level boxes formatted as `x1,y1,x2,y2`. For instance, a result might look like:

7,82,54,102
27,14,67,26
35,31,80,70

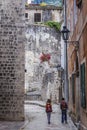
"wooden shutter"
80,63,86,109
72,74,75,104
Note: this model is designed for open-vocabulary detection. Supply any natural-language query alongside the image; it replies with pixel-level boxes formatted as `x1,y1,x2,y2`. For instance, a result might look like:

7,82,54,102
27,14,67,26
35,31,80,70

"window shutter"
80,63,86,109
72,74,75,104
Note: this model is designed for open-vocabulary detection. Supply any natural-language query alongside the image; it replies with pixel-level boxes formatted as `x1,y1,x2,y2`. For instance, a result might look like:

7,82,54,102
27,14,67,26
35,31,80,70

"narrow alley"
23,101,77,130
0,0,87,130
0,101,77,130
20,101,77,130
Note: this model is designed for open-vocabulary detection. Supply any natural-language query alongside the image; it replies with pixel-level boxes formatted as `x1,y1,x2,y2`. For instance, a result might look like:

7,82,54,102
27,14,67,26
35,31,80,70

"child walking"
45,99,52,124
60,98,68,123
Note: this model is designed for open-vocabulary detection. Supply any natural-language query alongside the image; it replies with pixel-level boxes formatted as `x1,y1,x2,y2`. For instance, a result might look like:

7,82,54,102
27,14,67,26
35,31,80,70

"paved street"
21,101,77,130
0,101,77,130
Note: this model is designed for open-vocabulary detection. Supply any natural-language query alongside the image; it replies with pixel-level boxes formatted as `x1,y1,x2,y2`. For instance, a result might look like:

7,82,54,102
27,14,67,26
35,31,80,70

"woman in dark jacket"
45,99,52,124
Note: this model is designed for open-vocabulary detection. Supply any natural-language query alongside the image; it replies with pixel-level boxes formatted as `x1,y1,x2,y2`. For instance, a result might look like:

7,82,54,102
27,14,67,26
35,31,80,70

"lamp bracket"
67,40,79,44
67,40,79,50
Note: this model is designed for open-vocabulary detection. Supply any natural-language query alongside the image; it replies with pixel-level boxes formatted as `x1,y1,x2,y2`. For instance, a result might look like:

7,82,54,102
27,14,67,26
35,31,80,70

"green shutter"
80,63,86,108
72,74,75,104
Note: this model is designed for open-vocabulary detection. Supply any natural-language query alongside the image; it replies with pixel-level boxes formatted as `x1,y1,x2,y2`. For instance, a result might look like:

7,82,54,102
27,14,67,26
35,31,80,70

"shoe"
48,122,50,124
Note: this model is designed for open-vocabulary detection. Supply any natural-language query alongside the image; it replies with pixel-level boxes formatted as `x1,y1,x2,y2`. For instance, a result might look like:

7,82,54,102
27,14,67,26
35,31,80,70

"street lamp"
61,26,70,41
61,26,79,45
61,25,70,102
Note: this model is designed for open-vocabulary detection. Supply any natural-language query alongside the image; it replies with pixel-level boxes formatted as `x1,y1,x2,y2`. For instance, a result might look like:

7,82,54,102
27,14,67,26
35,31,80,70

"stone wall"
0,0,25,121
25,24,61,101
26,24,61,63
25,5,62,24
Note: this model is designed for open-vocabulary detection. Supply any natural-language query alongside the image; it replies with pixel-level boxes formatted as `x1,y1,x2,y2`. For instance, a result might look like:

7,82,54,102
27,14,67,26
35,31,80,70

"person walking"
45,99,52,124
60,98,68,123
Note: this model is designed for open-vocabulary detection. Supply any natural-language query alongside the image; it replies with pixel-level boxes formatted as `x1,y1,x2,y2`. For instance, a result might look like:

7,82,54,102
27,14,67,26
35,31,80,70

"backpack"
61,101,67,110
46,103,52,112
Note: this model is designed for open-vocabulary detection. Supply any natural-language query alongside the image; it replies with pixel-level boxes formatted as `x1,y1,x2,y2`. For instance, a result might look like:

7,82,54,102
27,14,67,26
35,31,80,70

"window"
72,74,75,104
80,63,86,109
34,13,41,22
25,13,28,18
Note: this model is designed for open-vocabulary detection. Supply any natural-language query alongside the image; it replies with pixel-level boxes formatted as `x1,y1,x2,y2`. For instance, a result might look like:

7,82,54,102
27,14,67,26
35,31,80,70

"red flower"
40,53,51,62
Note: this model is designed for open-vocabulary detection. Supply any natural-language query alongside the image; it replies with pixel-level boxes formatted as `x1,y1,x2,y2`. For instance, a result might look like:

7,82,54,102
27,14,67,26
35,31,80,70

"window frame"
34,13,41,22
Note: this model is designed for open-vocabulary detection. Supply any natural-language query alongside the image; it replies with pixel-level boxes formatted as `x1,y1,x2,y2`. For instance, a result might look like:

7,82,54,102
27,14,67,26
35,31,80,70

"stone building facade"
67,0,87,129
0,0,25,121
25,24,61,102
25,4,62,24
25,4,62,102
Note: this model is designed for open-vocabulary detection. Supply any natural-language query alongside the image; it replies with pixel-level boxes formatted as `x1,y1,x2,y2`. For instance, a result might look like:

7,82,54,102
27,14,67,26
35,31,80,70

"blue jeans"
47,112,51,124
61,110,67,123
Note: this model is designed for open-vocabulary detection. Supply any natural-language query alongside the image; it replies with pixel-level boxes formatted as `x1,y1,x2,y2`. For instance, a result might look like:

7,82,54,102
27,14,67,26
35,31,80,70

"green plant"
35,21,61,31
44,21,61,31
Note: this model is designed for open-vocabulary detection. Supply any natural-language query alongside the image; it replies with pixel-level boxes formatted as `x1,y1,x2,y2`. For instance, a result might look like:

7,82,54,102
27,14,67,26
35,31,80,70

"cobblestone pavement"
0,101,77,130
